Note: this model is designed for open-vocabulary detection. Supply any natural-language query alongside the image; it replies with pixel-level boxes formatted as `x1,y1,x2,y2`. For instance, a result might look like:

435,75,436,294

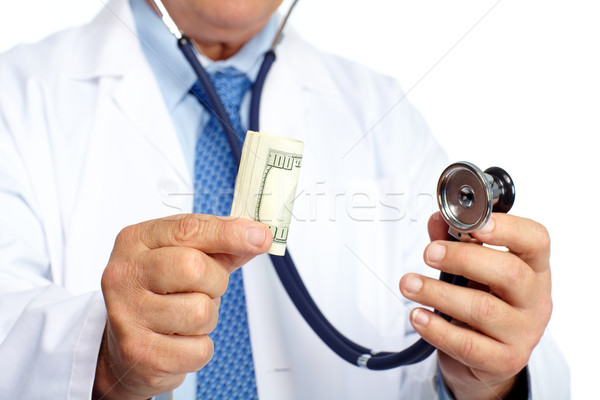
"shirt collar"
130,0,278,111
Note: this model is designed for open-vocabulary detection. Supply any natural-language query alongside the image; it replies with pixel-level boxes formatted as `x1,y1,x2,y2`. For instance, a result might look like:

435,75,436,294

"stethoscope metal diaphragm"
437,162,516,240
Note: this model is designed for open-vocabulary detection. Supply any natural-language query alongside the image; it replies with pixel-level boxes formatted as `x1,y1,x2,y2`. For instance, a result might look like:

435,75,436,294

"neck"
191,33,257,61
146,0,272,61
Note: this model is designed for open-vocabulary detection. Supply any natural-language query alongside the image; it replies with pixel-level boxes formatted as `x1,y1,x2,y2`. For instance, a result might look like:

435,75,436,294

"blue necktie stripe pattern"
191,67,258,399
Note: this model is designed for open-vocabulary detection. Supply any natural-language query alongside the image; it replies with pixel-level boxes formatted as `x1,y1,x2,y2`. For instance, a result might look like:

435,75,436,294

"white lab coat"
0,0,569,398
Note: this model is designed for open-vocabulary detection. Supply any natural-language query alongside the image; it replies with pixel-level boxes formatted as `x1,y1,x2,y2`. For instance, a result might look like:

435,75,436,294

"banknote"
231,131,304,256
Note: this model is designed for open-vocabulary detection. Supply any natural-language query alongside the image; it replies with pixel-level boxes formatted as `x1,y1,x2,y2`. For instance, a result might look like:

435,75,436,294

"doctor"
0,0,569,399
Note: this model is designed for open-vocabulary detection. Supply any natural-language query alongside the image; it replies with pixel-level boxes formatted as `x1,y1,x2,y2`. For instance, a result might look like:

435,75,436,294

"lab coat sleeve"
0,90,106,399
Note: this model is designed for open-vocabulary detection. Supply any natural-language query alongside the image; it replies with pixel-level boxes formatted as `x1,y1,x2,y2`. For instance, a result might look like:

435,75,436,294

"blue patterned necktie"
191,67,258,399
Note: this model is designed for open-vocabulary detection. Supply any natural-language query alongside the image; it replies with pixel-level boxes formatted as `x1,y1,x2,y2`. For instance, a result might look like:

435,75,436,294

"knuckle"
141,369,171,391
119,334,149,368
175,215,232,250
449,243,479,272
160,302,182,334
103,254,145,297
178,249,205,282
140,357,187,392
101,259,134,295
452,244,471,264
529,296,553,341
175,215,201,244
503,256,527,286
196,295,213,323
529,220,551,252
472,294,496,322
500,351,527,378
541,296,553,321
106,301,133,331
435,324,451,350
115,224,140,248
457,333,475,361
122,340,174,389
205,218,229,246
197,336,215,366
178,251,227,298
434,282,451,306
211,271,229,298
187,295,214,332
101,263,120,292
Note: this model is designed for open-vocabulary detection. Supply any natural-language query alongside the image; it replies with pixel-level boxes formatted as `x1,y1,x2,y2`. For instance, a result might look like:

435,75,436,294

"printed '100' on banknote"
230,131,304,256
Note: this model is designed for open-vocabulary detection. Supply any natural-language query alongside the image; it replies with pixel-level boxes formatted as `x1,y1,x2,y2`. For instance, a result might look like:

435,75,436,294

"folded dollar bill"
230,131,304,256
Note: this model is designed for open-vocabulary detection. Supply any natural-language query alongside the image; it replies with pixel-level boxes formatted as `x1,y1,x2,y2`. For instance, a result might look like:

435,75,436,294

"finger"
408,307,523,376
141,247,229,298
142,292,219,336
471,213,551,273
427,212,451,241
422,240,535,307
120,214,272,255
400,274,522,343
124,332,215,377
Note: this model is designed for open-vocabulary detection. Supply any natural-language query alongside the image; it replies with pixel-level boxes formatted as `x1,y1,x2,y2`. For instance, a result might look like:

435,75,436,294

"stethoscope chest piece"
437,162,516,241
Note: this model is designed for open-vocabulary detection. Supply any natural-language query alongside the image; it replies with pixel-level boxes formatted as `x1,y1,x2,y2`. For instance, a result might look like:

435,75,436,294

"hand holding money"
231,131,304,256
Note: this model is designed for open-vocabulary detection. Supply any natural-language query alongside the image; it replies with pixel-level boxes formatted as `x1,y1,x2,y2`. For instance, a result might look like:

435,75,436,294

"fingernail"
426,243,446,263
411,309,430,327
404,275,423,294
478,216,495,234
246,226,267,247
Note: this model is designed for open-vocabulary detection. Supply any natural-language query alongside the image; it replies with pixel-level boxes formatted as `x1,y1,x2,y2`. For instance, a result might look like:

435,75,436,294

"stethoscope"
150,0,516,370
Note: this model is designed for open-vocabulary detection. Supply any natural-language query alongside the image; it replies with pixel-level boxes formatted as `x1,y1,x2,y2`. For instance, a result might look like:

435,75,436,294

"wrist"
93,327,145,400
441,368,529,400
93,330,114,400
93,329,120,400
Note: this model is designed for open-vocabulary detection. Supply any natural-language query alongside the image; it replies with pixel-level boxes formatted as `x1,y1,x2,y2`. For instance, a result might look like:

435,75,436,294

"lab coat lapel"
258,28,339,143
69,0,189,186
111,65,190,185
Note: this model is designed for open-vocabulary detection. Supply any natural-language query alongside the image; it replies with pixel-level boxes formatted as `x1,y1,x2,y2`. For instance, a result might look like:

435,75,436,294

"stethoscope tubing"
179,32,471,370
179,37,244,162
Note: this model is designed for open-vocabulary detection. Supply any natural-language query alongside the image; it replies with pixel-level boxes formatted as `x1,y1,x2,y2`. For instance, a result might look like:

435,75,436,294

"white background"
1,0,598,398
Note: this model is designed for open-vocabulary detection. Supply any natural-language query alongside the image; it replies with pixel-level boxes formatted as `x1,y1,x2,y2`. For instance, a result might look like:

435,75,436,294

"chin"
178,0,281,28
